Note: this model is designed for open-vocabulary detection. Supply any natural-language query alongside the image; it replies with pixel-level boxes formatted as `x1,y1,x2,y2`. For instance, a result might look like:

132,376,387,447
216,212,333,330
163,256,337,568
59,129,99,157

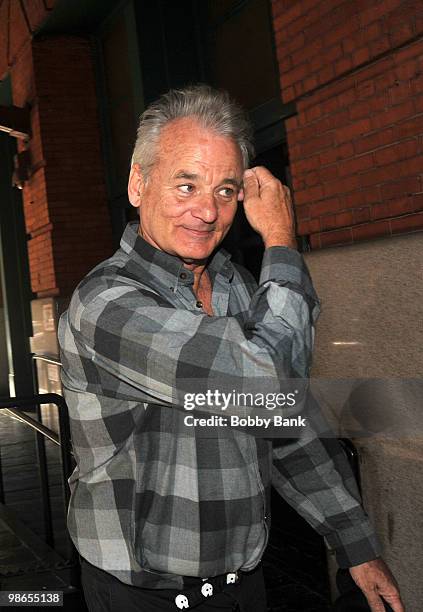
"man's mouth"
182,227,214,236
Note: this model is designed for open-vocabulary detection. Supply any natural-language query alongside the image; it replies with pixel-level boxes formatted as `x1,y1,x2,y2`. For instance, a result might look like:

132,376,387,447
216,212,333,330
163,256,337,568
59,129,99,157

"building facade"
0,0,422,607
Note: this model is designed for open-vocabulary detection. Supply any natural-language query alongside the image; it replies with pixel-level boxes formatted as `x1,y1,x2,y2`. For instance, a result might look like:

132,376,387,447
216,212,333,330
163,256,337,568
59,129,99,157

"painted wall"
305,232,423,609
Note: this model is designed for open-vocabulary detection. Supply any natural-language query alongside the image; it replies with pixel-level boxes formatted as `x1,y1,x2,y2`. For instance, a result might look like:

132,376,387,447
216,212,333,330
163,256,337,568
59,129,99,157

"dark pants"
80,558,267,612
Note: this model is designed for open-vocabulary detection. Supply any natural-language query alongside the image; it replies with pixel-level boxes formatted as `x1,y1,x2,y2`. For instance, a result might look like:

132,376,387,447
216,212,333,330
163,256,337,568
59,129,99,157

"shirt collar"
119,221,234,290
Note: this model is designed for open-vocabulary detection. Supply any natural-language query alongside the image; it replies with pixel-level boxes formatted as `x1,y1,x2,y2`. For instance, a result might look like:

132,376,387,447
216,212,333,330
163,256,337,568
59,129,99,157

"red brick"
292,38,323,67
414,93,423,114
278,52,292,73
300,132,336,157
310,197,343,217
336,118,371,143
320,96,340,114
292,155,321,174
282,61,309,86
304,104,323,123
310,54,325,73
297,220,309,234
395,58,420,82
303,74,319,92
380,176,421,199
360,165,395,187
322,44,344,63
294,81,305,97
390,213,423,234
280,31,305,54
338,153,374,177
320,228,353,247
369,34,391,57
412,193,423,213
319,164,339,182
337,88,356,108
352,207,371,224
344,191,369,208
324,175,361,197
319,142,354,165
335,56,353,76
389,80,412,106
411,73,423,96
372,199,404,220
310,233,322,249
354,127,397,154
354,128,395,154
304,171,320,186
336,210,355,227
295,204,310,220
394,37,423,64
308,217,322,233
352,46,371,66
295,184,325,205
362,185,382,204
272,4,301,31
343,32,360,55
320,213,337,231
393,114,423,139
321,210,354,230
317,64,336,85
387,196,415,217
352,220,391,241
282,85,296,102
359,0,403,27
370,99,415,130
373,139,420,165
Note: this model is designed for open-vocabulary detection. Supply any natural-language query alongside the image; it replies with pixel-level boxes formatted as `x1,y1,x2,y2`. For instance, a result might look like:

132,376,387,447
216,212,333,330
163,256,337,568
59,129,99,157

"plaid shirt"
58,221,381,589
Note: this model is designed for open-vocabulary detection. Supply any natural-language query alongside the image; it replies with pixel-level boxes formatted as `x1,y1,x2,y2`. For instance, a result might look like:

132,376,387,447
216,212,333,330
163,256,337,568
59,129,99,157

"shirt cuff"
325,519,383,568
259,246,321,323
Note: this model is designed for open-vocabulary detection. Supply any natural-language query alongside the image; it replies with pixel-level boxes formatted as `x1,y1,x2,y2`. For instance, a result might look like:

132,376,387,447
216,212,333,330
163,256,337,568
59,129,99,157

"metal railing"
0,354,79,584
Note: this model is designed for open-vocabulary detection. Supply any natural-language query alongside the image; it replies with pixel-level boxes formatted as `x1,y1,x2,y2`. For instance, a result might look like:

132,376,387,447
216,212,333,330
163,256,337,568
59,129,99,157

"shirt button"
179,272,187,280
196,301,203,308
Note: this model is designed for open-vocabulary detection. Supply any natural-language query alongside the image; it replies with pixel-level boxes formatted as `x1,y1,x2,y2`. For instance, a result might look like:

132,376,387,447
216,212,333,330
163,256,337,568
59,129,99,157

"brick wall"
0,0,54,80
272,0,423,248
10,35,113,297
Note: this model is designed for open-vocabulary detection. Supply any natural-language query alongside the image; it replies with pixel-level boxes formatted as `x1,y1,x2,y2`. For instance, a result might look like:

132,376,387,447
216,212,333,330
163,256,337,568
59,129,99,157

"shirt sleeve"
271,392,382,568
59,246,319,409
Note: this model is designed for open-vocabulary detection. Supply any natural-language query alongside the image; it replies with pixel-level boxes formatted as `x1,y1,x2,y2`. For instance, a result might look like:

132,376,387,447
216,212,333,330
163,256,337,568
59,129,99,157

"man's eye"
218,187,235,198
178,184,195,194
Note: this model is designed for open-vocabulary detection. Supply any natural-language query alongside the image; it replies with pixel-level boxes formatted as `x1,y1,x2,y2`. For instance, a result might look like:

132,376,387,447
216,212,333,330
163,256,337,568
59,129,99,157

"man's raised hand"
242,166,297,249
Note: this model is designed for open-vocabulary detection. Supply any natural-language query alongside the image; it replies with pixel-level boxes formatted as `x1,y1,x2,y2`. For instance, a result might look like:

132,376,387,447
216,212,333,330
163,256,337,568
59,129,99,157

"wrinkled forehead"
154,117,244,179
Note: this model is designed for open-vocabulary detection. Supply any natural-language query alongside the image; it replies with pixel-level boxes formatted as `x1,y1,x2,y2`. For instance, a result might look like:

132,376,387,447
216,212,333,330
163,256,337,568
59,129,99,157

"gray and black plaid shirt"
58,221,381,589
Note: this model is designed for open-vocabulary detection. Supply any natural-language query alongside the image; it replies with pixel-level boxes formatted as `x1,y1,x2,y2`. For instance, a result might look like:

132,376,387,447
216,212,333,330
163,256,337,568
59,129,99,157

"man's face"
128,117,244,264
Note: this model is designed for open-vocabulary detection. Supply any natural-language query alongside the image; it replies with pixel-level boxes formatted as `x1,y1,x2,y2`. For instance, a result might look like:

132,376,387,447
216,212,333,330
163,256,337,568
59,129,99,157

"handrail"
2,407,60,447
0,393,74,557
0,394,74,499
32,354,62,367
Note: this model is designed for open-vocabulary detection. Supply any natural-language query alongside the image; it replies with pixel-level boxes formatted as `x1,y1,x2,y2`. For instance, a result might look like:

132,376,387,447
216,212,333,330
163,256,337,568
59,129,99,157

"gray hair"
131,84,255,176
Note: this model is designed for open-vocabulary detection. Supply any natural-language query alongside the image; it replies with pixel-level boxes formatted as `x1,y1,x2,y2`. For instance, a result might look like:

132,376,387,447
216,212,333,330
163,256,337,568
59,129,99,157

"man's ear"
128,163,145,208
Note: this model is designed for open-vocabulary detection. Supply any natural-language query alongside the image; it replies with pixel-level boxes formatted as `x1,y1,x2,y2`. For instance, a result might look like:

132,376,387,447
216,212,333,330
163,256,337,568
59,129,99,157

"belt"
174,571,240,609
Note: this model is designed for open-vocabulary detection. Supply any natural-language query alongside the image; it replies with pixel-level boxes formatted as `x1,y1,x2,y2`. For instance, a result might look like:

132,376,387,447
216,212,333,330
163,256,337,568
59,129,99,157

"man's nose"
191,192,218,224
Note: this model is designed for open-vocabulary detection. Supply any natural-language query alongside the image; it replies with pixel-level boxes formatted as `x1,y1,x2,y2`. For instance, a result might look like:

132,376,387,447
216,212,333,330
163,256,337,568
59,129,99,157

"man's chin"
177,245,217,265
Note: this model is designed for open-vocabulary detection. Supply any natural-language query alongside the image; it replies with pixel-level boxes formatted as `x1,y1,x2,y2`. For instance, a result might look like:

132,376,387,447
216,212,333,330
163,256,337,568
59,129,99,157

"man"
58,85,403,611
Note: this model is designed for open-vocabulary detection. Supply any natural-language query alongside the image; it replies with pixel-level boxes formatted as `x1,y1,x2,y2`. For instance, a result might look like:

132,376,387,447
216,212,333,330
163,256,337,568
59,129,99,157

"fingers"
380,590,405,612
242,169,259,199
364,590,405,612
350,559,405,612
364,590,388,612
248,166,277,186
389,599,405,612
243,166,290,198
